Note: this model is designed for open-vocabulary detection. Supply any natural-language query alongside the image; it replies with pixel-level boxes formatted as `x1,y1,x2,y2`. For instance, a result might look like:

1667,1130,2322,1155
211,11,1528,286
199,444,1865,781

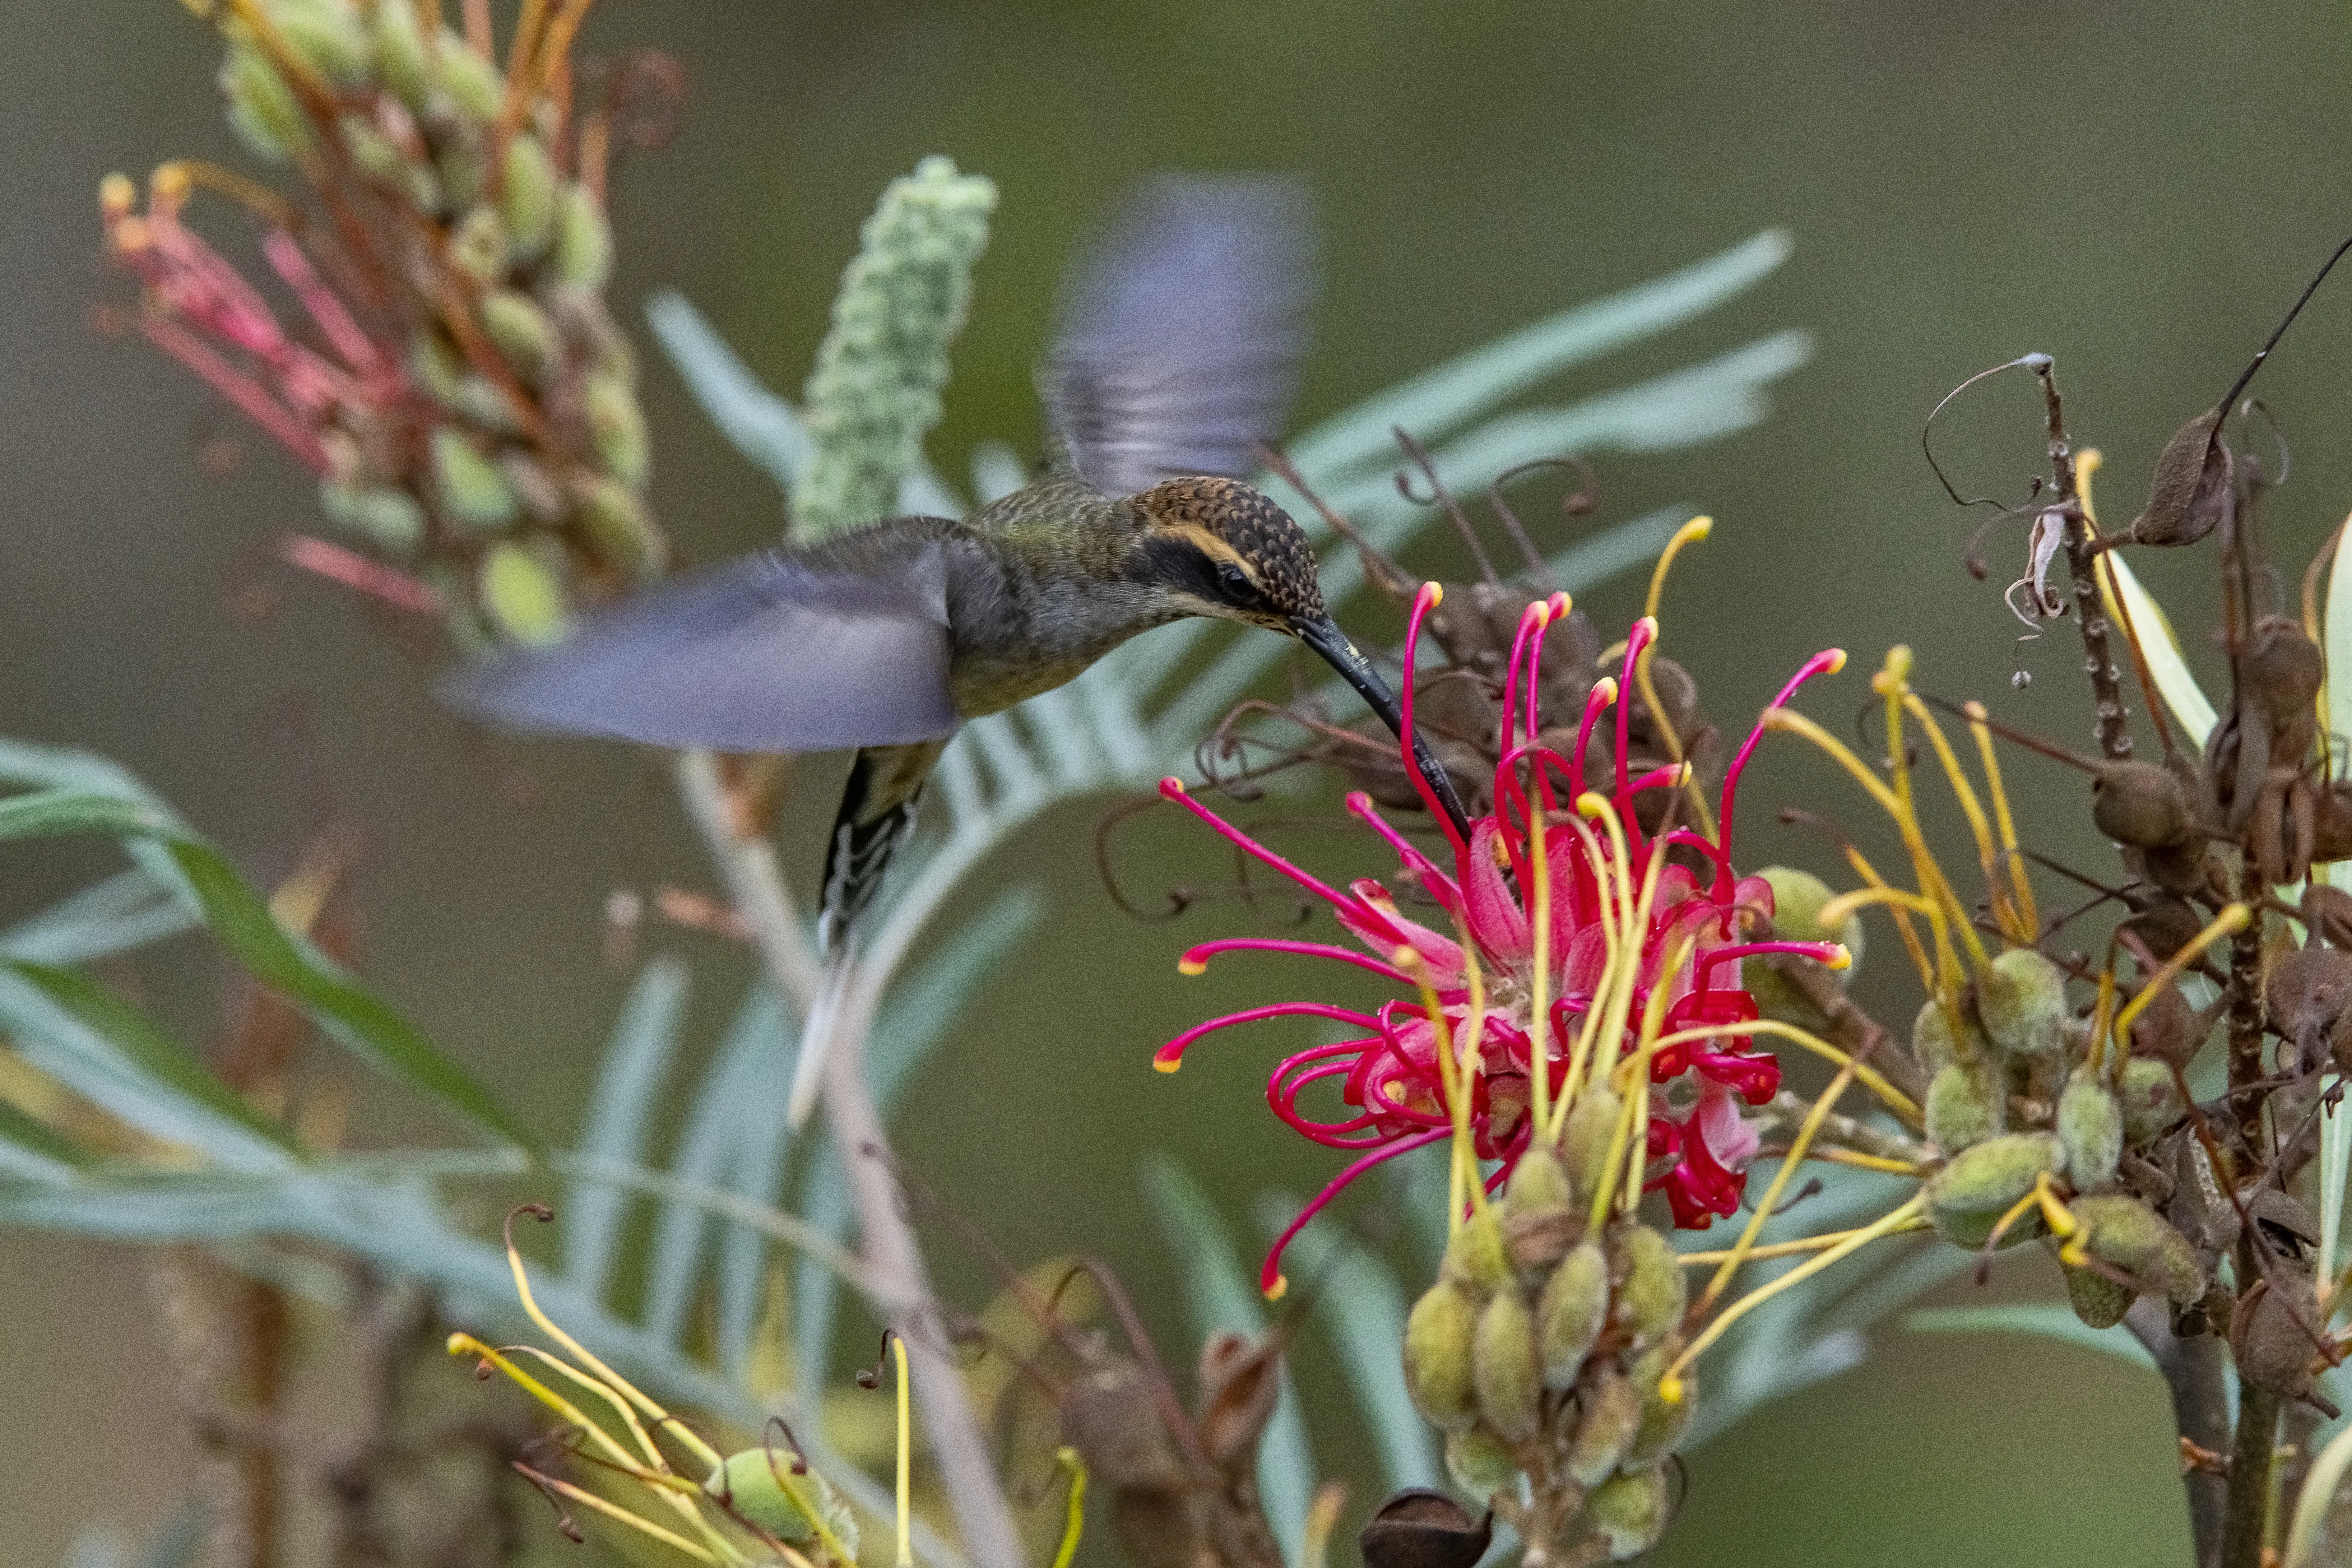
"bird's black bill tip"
1290,615,1474,843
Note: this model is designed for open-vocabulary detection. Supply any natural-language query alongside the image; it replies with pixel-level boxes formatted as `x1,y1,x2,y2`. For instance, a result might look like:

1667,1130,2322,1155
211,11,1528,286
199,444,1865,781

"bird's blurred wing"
1040,174,1318,498
442,538,960,753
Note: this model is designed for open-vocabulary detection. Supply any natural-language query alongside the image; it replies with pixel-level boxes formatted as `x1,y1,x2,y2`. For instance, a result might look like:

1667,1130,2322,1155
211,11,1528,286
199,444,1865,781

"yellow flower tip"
445,1332,473,1356
1963,699,1990,722
98,172,135,217
2078,447,2103,479
1575,791,1611,818
1177,957,1207,976
150,162,192,204
1154,1058,1182,1074
1684,514,1715,540
1822,944,1854,971
1593,675,1619,706
1658,1373,1687,1405
2218,903,2253,934
1263,1274,1289,1302
1158,775,1187,797
1634,613,1661,640
1419,581,1445,608
1392,943,1429,973
1883,645,1915,680
1822,648,1848,674
1549,591,1572,619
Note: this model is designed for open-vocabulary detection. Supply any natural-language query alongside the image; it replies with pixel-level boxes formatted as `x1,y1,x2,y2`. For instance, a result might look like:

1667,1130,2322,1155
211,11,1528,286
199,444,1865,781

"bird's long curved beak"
1292,614,1474,841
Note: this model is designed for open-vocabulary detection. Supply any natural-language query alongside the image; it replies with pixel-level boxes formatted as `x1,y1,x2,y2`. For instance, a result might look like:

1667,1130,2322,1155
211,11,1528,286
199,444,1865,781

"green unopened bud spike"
1471,1291,1539,1442
1583,1469,1670,1561
1977,948,2068,1059
2057,1067,2122,1190
1403,1280,1480,1432
1611,1224,1686,1346
1564,1368,1641,1486
1537,1241,1609,1389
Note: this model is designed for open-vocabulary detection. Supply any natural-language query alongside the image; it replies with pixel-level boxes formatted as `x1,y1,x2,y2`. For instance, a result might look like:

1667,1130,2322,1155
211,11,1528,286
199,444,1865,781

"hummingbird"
450,176,1470,1122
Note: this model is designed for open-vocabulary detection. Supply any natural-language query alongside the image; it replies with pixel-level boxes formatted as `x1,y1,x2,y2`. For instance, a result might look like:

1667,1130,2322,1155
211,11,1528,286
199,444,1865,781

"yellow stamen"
1396,946,1486,1225
526,1470,725,1565
892,1332,914,1568
1698,1051,1865,1313
1636,517,1723,836
1551,808,1627,1132
1302,1479,1349,1568
1676,1214,1930,1264
1899,693,2021,942
1051,1449,1089,1568
1657,1192,1928,1402
1875,654,1990,977
1527,801,1555,1139
2110,904,2250,1057
1644,516,1713,620
1586,933,1692,1231
1962,701,2039,939
1801,1147,1931,1175
1647,1018,1921,1125
148,158,296,224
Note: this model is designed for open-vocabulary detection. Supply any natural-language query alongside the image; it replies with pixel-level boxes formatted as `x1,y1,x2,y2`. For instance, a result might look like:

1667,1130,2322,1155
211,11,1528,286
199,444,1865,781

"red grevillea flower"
1158,585,1845,1290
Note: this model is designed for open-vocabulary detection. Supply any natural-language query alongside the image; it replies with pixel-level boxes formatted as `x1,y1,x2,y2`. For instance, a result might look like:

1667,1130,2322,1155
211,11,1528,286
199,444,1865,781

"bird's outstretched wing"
1039,174,1318,499
443,523,963,753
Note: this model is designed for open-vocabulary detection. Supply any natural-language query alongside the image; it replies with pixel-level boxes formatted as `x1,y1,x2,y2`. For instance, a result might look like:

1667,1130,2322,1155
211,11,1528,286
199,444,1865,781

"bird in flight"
450,175,1468,1122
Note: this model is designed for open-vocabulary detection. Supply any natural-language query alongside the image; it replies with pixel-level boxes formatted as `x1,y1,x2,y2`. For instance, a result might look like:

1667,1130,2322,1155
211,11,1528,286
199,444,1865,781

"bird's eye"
1218,561,1254,597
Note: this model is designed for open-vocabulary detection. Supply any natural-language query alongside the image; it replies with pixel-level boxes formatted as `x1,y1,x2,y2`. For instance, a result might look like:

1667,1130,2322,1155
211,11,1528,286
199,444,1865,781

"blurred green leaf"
0,1094,91,1180
0,787,168,841
1283,227,1794,480
1141,1154,1315,1568
565,954,692,1302
1,868,198,965
3,960,298,1155
1904,1304,2155,1370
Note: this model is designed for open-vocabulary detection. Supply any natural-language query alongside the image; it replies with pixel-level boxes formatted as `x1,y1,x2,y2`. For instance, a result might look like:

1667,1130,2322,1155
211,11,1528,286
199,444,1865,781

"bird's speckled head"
1131,476,1327,630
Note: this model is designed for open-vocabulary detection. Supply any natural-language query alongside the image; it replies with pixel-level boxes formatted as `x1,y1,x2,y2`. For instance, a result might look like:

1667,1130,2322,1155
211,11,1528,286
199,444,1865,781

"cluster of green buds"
1402,1108,1691,1565
99,0,671,648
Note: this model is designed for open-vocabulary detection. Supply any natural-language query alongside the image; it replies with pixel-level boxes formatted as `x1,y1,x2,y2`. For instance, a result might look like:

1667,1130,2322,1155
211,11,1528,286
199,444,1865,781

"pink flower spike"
280,535,444,614
1717,648,1847,896
1570,677,1616,802
1154,1002,1384,1071
1697,940,1847,987
135,315,326,470
1259,1127,1450,1297
1613,617,1657,797
1501,599,1550,753
261,229,383,374
1401,584,1471,856
1178,938,1410,984
1342,793,1463,910
1159,778,1365,917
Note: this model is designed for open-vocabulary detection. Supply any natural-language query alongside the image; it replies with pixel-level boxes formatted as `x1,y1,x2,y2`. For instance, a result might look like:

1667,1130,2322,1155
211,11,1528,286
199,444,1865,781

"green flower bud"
371,0,430,110
586,370,650,485
430,31,506,124
1404,1280,1481,1432
446,204,508,288
1925,1132,2065,1246
269,0,372,87
575,475,661,578
479,287,561,387
1622,1344,1694,1468
437,138,486,210
1442,1428,1519,1502
478,541,569,644
428,428,516,530
1471,1291,1540,1442
1537,1241,1609,1389
2057,1067,2122,1191
1564,1368,1641,1487
451,373,523,433
1610,1224,1687,1346
1977,948,2069,1059
705,1449,857,1555
551,182,613,288
220,41,311,164
2071,1193,2204,1306
1584,1469,1670,1561
2117,1056,2185,1146
1504,1147,1572,1222
500,134,557,263
1912,998,1958,1075
1563,1086,1623,1202
1441,1206,1511,1296
318,479,424,552
498,452,566,523
1743,867,1862,1031
410,333,465,406
1925,1058,2006,1153
2064,1262,2136,1330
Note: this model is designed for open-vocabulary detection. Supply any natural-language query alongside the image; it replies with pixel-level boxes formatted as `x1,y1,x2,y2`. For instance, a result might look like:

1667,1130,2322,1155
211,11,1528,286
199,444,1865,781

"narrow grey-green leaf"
0,1095,93,1179
565,954,691,1302
1256,1194,1437,1493
0,788,168,842
1140,1154,1315,1568
1,868,198,965
1283,228,1793,480
3,960,301,1155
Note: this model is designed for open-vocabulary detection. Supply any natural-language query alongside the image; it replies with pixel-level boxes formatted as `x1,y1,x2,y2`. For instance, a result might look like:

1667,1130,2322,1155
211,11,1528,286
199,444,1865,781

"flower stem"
673,749,1024,1568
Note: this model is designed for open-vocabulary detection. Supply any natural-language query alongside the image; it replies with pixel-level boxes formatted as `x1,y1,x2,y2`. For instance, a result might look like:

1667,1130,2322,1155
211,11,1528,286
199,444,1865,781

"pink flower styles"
1159,584,1845,1289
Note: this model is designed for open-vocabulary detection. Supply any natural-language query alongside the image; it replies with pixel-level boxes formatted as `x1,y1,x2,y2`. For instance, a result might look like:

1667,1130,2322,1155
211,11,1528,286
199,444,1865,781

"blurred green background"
9,2,2352,1563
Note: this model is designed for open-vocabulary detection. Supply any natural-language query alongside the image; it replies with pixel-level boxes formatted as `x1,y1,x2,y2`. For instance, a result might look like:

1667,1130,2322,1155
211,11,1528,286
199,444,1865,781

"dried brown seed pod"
1360,1488,1493,1568
2230,1274,2322,1399
2091,761,2200,850
2129,411,2233,548
1058,1357,1186,1491
2264,947,2352,1073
